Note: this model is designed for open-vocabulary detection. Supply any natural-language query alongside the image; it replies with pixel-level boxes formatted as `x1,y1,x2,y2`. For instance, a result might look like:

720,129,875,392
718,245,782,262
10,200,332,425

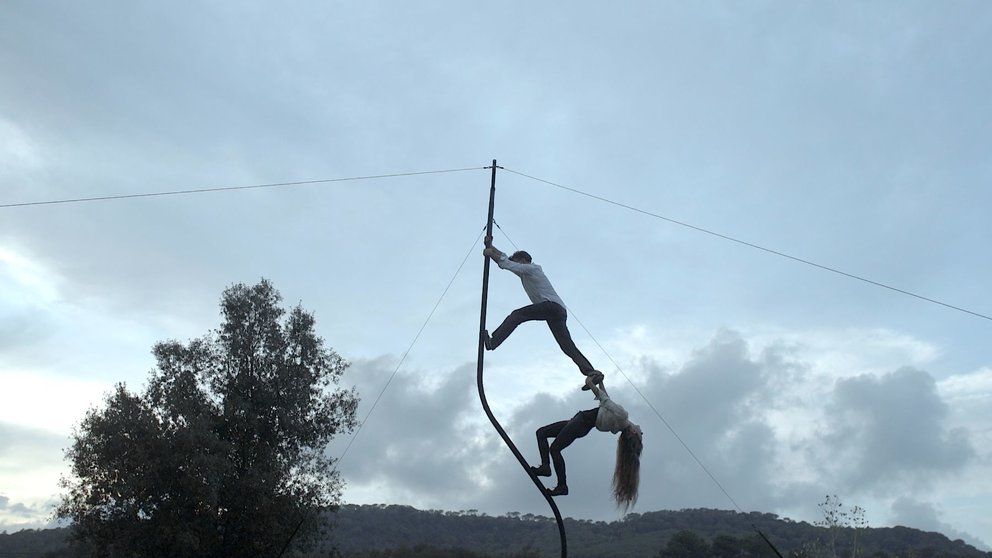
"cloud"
0,494,60,531
0,118,44,173
0,424,68,532
329,357,499,506
332,327,988,544
0,372,114,436
816,367,974,491
2,3,990,546
890,498,987,550
0,498,34,518
940,367,992,408
0,422,67,459
335,331,769,515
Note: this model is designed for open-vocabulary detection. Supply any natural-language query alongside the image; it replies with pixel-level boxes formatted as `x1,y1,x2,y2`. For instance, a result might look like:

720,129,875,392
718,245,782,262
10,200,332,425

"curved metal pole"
477,160,567,558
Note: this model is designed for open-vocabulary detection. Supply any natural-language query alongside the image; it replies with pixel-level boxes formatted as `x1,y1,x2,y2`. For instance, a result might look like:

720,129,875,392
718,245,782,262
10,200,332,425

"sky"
1,0,991,551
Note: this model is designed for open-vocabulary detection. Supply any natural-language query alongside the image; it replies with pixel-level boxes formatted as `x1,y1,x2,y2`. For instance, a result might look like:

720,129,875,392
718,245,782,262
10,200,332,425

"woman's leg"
534,420,569,472
547,409,598,489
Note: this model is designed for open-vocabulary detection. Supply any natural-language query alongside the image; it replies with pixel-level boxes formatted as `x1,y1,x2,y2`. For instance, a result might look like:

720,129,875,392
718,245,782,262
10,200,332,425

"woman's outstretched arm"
585,375,608,399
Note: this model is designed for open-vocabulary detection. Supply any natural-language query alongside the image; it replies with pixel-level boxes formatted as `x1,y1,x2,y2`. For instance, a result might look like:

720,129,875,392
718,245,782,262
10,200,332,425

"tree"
711,534,742,558
740,533,780,557
56,279,359,557
658,530,711,558
814,494,869,558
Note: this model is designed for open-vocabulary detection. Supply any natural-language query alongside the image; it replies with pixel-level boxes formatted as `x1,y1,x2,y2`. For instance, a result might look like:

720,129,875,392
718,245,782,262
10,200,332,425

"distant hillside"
325,505,991,558
1,505,988,557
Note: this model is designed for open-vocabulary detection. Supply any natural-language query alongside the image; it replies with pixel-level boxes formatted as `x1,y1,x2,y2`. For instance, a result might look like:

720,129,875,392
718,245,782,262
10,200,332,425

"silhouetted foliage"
344,545,540,558
319,505,991,558
4,506,990,558
657,529,710,557
54,279,359,558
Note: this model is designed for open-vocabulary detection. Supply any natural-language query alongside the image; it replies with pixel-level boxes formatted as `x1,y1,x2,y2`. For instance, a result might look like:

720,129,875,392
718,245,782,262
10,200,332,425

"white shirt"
496,254,566,307
595,392,630,434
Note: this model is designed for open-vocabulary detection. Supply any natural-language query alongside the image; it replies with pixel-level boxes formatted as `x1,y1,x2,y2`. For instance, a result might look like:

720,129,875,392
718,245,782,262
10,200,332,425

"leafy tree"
711,534,742,558
56,279,359,557
658,529,711,558
740,533,780,557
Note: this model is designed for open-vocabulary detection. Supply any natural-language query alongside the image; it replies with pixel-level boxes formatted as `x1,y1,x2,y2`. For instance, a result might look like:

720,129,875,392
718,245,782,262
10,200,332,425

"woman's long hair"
612,424,643,512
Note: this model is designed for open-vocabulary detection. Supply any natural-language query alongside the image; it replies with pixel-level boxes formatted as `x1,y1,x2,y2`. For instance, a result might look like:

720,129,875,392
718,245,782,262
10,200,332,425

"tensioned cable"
0,167,485,208
492,223,784,558
503,167,991,323
571,313,746,512
331,225,486,470
278,226,486,558
569,312,783,558
492,223,745,510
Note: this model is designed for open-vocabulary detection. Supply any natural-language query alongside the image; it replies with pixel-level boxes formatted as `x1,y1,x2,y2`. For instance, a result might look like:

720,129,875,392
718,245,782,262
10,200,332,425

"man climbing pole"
531,375,643,510
482,235,605,389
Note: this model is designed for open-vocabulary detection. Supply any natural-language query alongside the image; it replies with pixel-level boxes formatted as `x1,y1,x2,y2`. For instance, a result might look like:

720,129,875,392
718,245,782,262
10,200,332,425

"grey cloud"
9,503,31,517
0,494,53,521
329,352,636,516
329,358,493,503
890,498,988,550
473,330,786,518
479,330,785,518
3,0,990,544
819,367,974,490
623,331,783,511
0,498,39,519
890,497,950,533
0,422,68,465
333,330,984,530
661,330,766,433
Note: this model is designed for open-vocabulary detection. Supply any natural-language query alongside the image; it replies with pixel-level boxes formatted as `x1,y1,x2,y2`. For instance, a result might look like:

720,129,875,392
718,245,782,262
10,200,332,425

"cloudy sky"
2,0,991,551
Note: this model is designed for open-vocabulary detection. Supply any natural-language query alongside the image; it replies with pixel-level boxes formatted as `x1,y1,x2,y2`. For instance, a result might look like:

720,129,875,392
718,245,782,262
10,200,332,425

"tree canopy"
56,279,359,558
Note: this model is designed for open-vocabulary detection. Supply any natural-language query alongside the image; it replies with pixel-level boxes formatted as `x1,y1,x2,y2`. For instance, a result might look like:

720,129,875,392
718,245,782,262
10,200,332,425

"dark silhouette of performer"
531,375,643,510
482,236,604,389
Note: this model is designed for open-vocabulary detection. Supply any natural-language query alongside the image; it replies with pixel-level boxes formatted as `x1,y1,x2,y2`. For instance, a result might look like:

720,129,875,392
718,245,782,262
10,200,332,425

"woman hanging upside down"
530,375,644,511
